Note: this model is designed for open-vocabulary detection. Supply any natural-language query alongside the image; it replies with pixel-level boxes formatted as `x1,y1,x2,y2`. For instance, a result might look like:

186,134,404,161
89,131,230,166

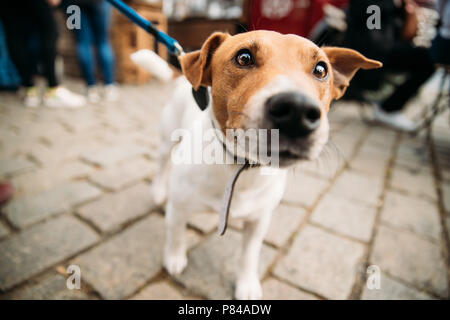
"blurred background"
0,0,449,300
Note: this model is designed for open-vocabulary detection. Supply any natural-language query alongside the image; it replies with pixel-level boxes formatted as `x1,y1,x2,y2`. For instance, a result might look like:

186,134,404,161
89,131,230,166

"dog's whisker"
314,141,341,178
327,140,346,174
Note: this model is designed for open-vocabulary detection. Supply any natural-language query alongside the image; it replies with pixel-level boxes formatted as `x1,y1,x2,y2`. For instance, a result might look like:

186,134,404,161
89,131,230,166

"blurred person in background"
343,0,434,132
0,0,86,108
430,0,450,65
62,0,117,103
0,19,21,91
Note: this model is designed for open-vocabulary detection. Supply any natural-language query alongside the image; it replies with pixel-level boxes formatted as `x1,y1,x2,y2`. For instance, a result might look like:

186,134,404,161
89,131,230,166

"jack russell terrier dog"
150,30,382,300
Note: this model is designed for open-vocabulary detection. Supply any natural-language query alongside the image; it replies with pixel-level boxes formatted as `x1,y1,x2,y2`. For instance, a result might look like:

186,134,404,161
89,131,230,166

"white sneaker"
103,84,118,102
86,86,101,103
44,87,86,109
24,87,40,108
372,103,416,132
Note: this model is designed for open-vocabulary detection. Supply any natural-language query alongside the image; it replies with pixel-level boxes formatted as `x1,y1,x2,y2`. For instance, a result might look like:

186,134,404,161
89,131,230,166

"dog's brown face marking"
180,31,380,130
211,32,333,130
180,30,381,164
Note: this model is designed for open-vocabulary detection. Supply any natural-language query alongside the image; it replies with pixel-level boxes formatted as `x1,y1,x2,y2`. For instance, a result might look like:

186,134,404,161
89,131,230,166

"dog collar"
218,162,250,235
209,119,259,236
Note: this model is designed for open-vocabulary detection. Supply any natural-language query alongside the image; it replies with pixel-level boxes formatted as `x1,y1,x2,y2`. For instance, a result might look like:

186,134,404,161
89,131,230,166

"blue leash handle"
106,0,183,56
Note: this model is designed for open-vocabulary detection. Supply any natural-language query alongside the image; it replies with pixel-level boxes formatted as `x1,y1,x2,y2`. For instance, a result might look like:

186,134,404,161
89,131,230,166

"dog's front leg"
235,211,271,300
164,202,188,275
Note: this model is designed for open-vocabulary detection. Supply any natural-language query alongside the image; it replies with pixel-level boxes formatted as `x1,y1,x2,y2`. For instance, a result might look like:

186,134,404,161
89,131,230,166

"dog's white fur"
149,31,382,300
152,77,288,300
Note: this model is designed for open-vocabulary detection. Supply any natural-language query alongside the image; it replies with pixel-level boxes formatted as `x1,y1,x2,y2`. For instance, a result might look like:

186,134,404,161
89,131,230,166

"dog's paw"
235,276,262,300
164,253,187,275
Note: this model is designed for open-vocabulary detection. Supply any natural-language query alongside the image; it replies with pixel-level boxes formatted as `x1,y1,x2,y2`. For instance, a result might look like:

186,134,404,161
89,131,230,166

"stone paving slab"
130,281,185,300
338,122,368,139
371,225,448,298
89,157,157,191
390,166,437,200
442,182,450,214
295,159,342,181
110,131,161,152
4,274,90,300
361,275,433,300
364,128,397,150
188,212,218,234
224,204,307,248
380,191,441,242
262,278,317,300
28,139,101,166
11,161,94,196
282,171,328,208
73,215,164,299
186,228,203,249
311,193,377,242
329,130,361,159
0,222,10,239
349,153,389,178
264,204,306,247
3,181,102,229
81,144,150,167
358,140,393,158
174,229,277,300
350,143,391,177
329,170,383,207
274,225,365,299
446,217,450,240
0,215,99,291
0,84,448,300
395,142,431,171
56,112,103,134
0,158,35,177
77,183,154,233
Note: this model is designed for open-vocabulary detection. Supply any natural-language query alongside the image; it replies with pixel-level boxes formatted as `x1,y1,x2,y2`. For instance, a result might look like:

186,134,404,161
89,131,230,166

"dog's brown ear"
178,32,230,90
323,47,382,100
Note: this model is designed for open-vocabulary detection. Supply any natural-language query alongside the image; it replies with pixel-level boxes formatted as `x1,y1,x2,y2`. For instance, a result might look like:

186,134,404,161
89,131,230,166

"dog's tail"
131,49,182,206
130,49,180,83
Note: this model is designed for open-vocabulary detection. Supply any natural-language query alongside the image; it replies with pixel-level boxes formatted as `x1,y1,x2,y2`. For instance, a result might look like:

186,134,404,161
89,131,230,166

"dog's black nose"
265,92,321,138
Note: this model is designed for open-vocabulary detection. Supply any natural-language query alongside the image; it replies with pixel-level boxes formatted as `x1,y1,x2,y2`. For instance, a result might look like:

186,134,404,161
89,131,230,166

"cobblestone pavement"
0,79,449,300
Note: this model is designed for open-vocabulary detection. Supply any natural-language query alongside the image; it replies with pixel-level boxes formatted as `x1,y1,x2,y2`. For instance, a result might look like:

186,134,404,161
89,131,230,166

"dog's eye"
235,50,254,67
313,61,328,80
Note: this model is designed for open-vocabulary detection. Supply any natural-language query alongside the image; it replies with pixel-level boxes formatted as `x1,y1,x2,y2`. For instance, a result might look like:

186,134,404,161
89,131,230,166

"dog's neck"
202,106,260,235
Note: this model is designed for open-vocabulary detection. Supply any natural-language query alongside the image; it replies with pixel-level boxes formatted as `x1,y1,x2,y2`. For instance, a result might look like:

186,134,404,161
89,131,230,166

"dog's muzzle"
265,91,321,138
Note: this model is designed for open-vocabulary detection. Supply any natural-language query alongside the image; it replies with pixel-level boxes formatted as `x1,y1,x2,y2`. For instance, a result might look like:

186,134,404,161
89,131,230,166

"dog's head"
179,30,382,167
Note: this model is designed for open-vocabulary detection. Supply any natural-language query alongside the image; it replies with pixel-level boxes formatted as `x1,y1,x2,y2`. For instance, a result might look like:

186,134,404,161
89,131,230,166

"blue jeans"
71,1,115,86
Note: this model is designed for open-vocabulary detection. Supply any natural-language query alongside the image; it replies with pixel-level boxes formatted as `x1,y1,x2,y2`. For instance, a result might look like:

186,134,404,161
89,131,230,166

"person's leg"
1,4,41,107
72,6,96,87
90,0,115,85
30,0,59,88
1,16,34,88
380,43,435,112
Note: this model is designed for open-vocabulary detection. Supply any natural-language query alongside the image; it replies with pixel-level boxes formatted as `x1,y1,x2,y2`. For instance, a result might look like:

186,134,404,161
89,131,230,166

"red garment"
249,0,347,37
0,183,14,206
